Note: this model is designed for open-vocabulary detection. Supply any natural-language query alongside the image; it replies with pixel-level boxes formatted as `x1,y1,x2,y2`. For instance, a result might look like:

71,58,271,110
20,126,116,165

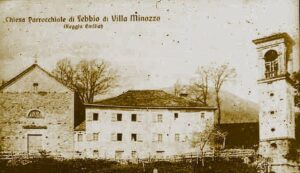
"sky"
0,0,299,103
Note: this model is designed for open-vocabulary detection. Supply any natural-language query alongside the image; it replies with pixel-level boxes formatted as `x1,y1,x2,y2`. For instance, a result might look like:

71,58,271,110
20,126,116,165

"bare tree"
53,58,117,103
174,80,183,97
189,66,210,105
210,64,236,125
190,125,227,167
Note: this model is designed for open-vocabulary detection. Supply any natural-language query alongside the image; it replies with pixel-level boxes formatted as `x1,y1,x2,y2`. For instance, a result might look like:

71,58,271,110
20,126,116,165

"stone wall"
0,92,75,158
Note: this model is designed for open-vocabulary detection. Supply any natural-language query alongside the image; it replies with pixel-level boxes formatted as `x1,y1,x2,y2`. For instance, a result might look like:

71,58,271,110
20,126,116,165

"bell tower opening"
264,50,279,78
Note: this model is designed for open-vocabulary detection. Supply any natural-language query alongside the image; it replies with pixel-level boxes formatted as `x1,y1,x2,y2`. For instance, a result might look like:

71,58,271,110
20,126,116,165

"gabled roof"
88,90,216,109
0,63,73,92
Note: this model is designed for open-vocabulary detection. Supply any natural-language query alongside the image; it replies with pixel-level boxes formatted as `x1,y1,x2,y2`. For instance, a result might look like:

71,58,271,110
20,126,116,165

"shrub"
0,158,256,173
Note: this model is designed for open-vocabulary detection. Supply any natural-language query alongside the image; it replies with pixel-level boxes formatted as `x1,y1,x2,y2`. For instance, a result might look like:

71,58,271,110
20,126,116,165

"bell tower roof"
252,32,294,45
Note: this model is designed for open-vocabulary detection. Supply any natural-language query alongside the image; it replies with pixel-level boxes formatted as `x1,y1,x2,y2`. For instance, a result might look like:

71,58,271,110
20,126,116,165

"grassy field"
0,158,257,173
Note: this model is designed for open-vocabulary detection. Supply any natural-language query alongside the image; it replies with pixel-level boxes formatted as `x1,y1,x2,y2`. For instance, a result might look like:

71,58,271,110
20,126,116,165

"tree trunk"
201,150,205,167
216,92,221,125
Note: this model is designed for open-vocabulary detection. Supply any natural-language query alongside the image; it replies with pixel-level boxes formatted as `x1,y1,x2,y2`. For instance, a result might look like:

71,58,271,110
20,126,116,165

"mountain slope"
164,88,259,124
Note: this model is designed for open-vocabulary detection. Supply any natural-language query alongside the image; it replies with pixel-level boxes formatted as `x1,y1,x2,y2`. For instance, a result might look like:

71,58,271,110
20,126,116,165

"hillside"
164,88,259,124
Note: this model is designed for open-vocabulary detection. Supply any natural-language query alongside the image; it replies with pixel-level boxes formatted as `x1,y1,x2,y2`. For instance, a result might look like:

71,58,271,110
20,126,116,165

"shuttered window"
111,133,117,141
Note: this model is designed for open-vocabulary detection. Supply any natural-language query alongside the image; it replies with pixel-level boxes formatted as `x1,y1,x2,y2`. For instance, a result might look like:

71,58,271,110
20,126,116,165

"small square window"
33,83,39,87
175,134,180,142
77,134,83,142
117,133,122,141
131,151,137,158
117,114,122,121
115,151,124,159
93,113,99,121
201,113,205,118
157,114,163,122
93,133,99,141
270,93,274,97
174,113,178,120
131,114,137,122
93,150,99,157
131,133,137,141
158,134,163,142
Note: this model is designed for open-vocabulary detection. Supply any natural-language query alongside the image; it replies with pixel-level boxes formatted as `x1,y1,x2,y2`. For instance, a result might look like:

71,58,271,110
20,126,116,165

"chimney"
179,86,188,97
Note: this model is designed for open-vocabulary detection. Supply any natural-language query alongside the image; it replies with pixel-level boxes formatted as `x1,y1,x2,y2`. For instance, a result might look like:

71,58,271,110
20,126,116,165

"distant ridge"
164,87,259,124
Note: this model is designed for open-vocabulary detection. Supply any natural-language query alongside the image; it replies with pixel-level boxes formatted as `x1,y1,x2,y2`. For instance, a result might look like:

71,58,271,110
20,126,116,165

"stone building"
0,64,215,159
253,33,300,173
74,90,216,159
0,64,84,158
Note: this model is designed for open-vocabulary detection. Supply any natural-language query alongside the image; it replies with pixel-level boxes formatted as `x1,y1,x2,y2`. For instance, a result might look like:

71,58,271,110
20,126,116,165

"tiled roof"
93,90,212,108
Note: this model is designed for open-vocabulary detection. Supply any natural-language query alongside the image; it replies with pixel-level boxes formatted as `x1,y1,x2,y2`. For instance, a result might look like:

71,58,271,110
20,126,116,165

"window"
115,151,124,159
174,113,178,120
131,114,137,122
32,83,39,91
28,110,42,118
175,134,180,142
131,133,137,141
93,150,99,157
158,134,163,142
157,114,163,122
117,133,122,141
270,143,277,149
93,113,99,121
201,112,205,118
117,114,122,121
77,134,83,142
264,50,279,78
93,133,99,141
33,83,38,91
156,151,165,159
131,151,137,158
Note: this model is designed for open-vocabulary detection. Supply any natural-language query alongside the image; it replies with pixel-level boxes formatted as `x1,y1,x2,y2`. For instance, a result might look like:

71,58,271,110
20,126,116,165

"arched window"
28,110,43,118
264,50,279,78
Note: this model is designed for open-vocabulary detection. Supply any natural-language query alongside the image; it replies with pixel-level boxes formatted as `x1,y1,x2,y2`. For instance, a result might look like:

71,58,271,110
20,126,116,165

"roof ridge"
94,89,212,108
0,64,37,90
0,63,73,92
127,89,165,92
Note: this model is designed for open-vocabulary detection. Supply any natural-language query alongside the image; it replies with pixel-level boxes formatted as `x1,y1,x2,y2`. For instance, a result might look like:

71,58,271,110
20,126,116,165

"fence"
0,149,255,162
0,151,63,160
132,149,256,163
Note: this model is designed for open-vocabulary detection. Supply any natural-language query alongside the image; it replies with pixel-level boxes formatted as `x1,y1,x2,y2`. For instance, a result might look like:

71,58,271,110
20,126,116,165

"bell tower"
253,33,298,172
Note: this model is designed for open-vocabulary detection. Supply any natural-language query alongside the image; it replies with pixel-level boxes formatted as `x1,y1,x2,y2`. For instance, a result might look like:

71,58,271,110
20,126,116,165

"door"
27,134,43,153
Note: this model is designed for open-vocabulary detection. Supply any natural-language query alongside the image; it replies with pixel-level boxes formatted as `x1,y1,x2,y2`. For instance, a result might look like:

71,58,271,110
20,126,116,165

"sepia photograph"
0,0,299,172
